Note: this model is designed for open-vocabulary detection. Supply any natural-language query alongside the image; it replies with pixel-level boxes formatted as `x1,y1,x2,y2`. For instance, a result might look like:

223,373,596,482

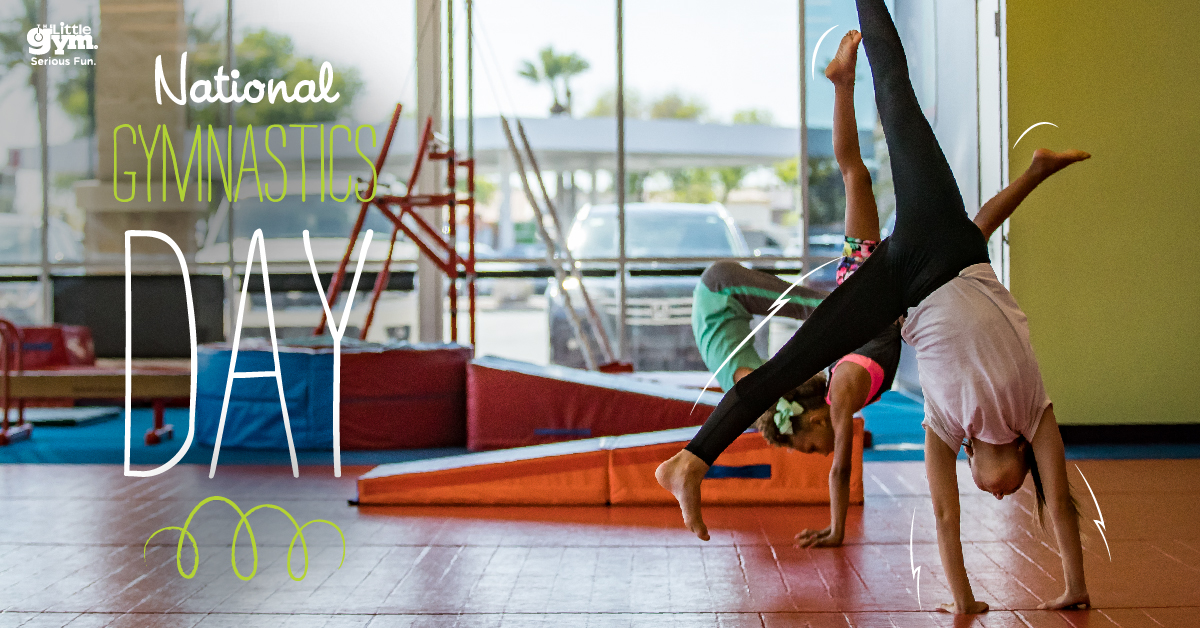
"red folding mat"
466,356,722,451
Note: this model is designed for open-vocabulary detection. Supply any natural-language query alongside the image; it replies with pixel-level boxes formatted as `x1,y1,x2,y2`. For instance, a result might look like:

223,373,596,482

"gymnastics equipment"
0,320,28,446
467,356,718,451
354,420,864,506
195,342,471,451
17,325,94,369
317,104,478,346
1,323,183,445
4,361,190,445
499,117,626,373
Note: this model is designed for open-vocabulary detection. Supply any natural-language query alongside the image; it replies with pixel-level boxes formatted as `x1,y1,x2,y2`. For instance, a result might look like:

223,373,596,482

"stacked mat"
195,341,471,451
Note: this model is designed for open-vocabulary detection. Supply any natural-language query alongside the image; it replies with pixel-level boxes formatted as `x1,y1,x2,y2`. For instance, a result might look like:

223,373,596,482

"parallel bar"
798,0,811,278
515,122,615,365
500,117,597,371
223,0,236,337
447,0,457,342
37,0,50,325
615,0,627,363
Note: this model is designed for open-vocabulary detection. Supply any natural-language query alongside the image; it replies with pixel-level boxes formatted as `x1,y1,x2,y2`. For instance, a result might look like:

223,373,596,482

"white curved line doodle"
910,509,922,610
691,257,841,413
1075,464,1112,561
812,25,841,82
1013,121,1058,149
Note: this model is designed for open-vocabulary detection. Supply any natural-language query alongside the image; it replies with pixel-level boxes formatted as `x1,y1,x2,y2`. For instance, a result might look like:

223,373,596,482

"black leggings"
684,0,990,465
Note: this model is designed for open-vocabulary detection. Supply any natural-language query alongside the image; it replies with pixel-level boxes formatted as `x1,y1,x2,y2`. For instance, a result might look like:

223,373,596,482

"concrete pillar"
74,0,206,267
415,0,443,342
588,168,598,207
567,170,577,226
555,170,577,229
554,171,564,227
497,151,514,253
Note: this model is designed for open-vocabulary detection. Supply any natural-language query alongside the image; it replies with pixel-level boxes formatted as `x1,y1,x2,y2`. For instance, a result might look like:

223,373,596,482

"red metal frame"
144,398,178,445
318,104,477,346
0,320,29,446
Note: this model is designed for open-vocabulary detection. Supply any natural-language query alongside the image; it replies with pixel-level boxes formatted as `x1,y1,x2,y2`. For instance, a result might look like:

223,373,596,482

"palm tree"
519,46,589,116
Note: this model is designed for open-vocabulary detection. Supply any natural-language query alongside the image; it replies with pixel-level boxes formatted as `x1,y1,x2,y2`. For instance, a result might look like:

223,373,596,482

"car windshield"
0,219,82,264
569,209,738,258
218,197,395,241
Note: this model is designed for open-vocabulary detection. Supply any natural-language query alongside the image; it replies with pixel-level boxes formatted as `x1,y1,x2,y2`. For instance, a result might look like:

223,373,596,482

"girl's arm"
1029,406,1091,610
925,426,989,614
974,148,1091,240
795,365,867,548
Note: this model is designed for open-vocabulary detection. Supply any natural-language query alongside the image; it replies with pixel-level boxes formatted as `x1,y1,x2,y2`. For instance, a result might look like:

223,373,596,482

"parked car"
740,228,786,258
0,214,82,265
548,202,751,371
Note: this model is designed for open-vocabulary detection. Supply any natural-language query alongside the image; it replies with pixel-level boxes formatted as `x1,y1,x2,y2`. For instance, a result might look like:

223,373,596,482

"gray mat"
15,407,121,427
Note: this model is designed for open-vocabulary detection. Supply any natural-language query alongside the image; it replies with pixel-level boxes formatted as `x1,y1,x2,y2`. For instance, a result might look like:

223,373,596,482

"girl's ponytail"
1025,441,1081,529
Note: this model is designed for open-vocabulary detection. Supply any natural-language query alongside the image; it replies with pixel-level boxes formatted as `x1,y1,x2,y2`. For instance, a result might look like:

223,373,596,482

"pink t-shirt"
902,263,1051,453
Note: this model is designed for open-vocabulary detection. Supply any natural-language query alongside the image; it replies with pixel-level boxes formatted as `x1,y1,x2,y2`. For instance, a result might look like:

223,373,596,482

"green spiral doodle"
143,495,346,581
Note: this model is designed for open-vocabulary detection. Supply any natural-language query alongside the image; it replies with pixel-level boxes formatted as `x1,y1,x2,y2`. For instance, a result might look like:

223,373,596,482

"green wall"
1006,2,1200,425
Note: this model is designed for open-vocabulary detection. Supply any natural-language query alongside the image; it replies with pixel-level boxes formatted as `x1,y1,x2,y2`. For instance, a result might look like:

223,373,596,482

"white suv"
548,202,749,371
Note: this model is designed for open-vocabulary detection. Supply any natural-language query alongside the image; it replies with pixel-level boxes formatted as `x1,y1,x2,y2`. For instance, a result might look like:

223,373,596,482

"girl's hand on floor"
936,601,989,615
1038,590,1090,610
794,527,843,548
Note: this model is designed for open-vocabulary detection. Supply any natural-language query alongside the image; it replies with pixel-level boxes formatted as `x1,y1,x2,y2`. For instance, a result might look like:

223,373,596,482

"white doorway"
977,0,1010,286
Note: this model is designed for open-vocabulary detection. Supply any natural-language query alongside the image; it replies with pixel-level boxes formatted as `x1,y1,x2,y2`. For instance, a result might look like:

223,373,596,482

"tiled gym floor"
0,460,1196,627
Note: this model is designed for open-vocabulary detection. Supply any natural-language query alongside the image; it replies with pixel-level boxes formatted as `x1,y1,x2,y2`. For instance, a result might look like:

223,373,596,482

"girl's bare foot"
655,450,711,541
1031,148,1091,177
824,30,862,86
936,601,989,615
1038,590,1090,610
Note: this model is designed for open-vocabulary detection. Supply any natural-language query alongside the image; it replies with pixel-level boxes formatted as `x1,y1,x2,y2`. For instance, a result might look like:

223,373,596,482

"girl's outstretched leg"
825,30,880,243
854,0,961,231
854,0,988,304
692,260,826,392
683,246,906,466
664,252,906,540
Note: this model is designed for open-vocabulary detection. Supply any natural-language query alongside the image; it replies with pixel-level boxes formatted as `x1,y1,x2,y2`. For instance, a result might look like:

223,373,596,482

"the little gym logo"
27,23,97,65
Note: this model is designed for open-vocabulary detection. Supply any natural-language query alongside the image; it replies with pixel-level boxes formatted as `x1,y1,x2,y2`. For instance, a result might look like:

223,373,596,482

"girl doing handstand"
661,0,1092,613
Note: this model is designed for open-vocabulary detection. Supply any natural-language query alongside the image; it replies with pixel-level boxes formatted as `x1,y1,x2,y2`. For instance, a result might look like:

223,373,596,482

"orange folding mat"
608,420,864,505
356,420,864,506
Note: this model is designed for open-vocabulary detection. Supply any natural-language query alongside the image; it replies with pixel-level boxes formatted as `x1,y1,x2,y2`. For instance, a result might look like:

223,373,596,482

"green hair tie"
773,398,805,435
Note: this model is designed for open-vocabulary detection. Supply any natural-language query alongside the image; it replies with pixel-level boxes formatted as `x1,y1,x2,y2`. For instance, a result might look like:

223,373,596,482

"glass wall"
218,0,418,345
445,0,617,365
0,0,97,322
4,0,893,373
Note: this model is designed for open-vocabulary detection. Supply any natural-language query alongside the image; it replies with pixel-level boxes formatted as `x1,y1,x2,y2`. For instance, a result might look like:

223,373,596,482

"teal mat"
2,396,1195,465
861,391,940,462
860,391,1200,461
0,407,465,466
